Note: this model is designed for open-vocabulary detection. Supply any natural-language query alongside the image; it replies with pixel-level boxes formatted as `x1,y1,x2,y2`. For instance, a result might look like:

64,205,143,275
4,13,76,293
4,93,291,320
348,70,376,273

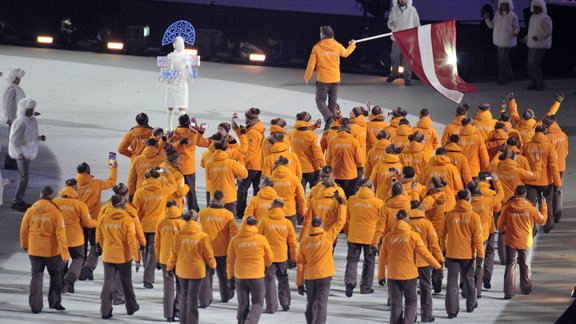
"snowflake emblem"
162,20,196,46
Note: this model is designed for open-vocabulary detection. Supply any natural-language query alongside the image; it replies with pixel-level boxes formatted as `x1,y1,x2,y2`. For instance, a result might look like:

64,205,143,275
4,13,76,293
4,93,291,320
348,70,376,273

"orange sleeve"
226,239,236,279
304,46,317,81
195,134,211,148
414,233,441,269
509,99,520,126
311,134,326,171
20,211,30,250
100,165,118,191
118,132,133,158
80,202,97,228
55,211,70,261
127,221,140,262
203,236,217,270
166,233,180,271
377,237,388,281
296,245,306,286
295,180,307,216
340,43,356,58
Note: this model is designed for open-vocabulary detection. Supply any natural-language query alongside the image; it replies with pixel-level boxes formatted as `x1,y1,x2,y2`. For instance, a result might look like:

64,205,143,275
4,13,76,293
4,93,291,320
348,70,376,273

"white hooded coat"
387,0,420,42
1,68,26,123
527,0,552,49
165,36,190,109
8,98,40,160
485,0,519,48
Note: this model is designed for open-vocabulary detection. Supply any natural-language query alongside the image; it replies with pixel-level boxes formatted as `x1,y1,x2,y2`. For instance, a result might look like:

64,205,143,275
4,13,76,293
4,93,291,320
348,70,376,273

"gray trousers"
143,233,156,284
225,201,237,218
237,278,265,324
183,173,199,212
418,267,433,321
482,233,496,288
200,256,233,305
264,261,290,313
344,242,375,293
64,245,85,286
388,278,418,324
162,265,181,319
305,277,332,324
553,172,564,223
315,82,339,122
527,48,547,88
446,258,476,315
14,158,30,202
83,228,99,271
29,255,63,313
101,262,138,316
179,278,202,324
526,184,554,232
497,47,513,82
504,246,532,298
390,41,412,81
237,170,261,219
302,171,320,191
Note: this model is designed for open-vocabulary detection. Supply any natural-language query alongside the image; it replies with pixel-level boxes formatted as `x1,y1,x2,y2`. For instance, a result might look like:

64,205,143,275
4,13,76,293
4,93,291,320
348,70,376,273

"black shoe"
31,309,41,314
345,283,354,297
166,318,174,322
143,282,154,289
10,200,30,212
199,304,209,309
79,267,93,281
477,295,482,299
112,299,125,305
504,295,513,299
466,302,478,313
526,84,537,90
50,304,65,311
102,314,113,319
422,317,435,323
64,280,74,294
127,304,139,315
282,305,290,311
448,314,457,319
324,117,334,131
360,289,374,295
174,310,180,320
386,76,397,83
433,282,442,294
484,281,491,290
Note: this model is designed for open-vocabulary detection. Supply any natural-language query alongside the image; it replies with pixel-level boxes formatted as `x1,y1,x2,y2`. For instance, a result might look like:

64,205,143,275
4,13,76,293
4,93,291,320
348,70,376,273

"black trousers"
335,179,356,199
237,170,261,219
29,255,63,313
301,171,320,191
184,173,199,212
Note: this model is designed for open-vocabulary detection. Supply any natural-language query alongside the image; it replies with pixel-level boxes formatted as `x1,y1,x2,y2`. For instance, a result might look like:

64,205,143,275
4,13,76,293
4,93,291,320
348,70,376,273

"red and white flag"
393,20,477,103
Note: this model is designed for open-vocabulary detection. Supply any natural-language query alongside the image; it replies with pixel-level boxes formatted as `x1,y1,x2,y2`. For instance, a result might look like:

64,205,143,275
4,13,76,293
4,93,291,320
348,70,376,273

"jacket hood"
249,121,266,134
174,127,193,137
60,186,79,199
459,124,477,136
308,226,325,236
382,153,401,164
471,195,485,205
272,165,291,178
213,149,229,161
499,0,514,11
270,124,287,134
499,158,518,170
294,120,313,129
391,219,412,233
445,142,462,152
351,115,367,128
488,129,508,141
416,116,432,129
142,177,162,191
531,0,547,14
453,199,473,212
270,142,289,154
76,172,94,186
182,219,202,234
142,145,159,158
387,194,410,208
131,125,153,138
369,113,386,122
166,205,181,219
239,223,259,237
508,197,534,210
546,122,562,134
408,209,425,219
374,139,390,150
506,145,520,154
396,124,413,136
430,155,451,166
403,141,423,153
109,207,127,220
316,38,344,52
452,115,466,125
392,0,413,8
389,117,402,128
475,110,494,121
17,98,36,117
356,186,375,199
5,67,25,84
268,207,285,220
531,132,548,143
258,186,278,200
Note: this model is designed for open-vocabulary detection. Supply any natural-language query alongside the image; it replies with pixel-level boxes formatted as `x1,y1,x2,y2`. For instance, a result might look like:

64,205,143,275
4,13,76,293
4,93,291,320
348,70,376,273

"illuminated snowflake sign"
162,20,196,46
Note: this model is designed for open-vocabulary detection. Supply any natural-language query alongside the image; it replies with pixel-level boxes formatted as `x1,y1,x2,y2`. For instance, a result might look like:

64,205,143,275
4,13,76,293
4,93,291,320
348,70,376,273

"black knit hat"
245,108,260,120
296,111,312,122
372,105,384,115
77,162,89,173
165,147,180,162
478,103,490,111
113,183,129,195
260,177,274,187
377,130,390,140
179,114,191,127
409,131,425,143
136,113,149,126
271,118,287,128
456,189,471,200
218,122,231,133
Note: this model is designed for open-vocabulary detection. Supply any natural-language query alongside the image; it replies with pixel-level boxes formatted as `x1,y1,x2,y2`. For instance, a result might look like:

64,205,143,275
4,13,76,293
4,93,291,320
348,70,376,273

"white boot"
167,108,174,131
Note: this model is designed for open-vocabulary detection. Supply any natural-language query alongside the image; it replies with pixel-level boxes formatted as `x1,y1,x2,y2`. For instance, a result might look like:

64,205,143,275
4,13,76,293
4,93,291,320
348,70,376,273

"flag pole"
354,32,393,44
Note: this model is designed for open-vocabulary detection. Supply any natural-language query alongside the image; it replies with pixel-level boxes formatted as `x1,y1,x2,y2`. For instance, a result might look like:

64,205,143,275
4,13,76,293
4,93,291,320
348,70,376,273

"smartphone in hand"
108,152,117,165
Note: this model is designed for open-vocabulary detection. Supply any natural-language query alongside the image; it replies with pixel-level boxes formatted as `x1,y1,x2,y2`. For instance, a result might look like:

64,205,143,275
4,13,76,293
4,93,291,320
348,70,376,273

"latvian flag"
394,20,478,103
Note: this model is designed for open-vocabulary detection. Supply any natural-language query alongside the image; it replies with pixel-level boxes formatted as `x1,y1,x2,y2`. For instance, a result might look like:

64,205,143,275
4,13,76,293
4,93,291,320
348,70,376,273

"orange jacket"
99,201,146,246
390,124,413,151
497,197,546,249
127,146,164,196
490,159,541,201
546,122,568,172
470,180,504,241
378,220,441,281
413,116,439,157
320,127,339,153
370,154,403,201
263,126,292,163
346,187,385,245
76,165,118,219
473,110,498,141
372,194,410,246
258,207,298,263
206,150,248,204
307,182,346,209
296,204,346,284
291,121,326,173
509,98,560,144
442,200,485,259
399,141,429,176
199,205,238,257
53,186,97,247
20,199,69,260
160,161,190,207
262,142,302,179
271,165,307,216
421,190,447,249
196,133,246,165
418,155,463,211
234,120,266,171
441,115,467,146
301,186,344,241
384,117,402,139
399,179,427,202
170,127,198,175
227,223,274,279
133,177,171,233
96,206,140,264
200,147,214,192
118,125,154,159
351,115,368,166
488,145,532,172
365,139,391,180
522,132,562,187
304,38,356,83
326,131,364,180
485,129,509,161
244,186,278,221
167,220,217,279
366,115,389,156
155,206,187,265
445,142,473,185
408,209,445,267
458,124,489,177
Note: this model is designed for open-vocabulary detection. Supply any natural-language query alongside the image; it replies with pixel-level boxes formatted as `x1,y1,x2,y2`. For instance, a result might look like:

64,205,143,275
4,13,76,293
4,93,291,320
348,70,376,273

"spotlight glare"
447,52,458,66
249,53,266,62
107,42,124,50
184,48,198,55
398,65,405,74
37,36,53,44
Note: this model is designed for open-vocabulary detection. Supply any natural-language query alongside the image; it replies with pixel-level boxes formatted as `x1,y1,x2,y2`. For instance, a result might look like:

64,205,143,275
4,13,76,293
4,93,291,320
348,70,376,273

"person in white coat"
165,36,192,131
1,67,26,170
524,0,552,91
386,0,420,85
485,0,519,85
8,98,46,211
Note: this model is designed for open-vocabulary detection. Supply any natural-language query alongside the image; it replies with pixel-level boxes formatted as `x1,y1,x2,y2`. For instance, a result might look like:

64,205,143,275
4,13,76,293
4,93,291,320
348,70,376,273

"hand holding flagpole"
354,32,393,44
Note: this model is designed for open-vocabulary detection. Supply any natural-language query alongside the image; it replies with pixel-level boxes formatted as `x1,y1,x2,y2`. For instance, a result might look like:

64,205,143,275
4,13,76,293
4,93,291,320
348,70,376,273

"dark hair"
320,25,334,38
435,147,447,155
514,185,527,197
456,189,471,200
153,127,164,137
76,162,89,173
210,132,223,141
372,105,383,115
260,177,274,187
146,138,159,146
145,168,160,179
494,122,505,130
377,130,390,140
500,112,510,122
396,209,408,220
461,117,471,126
179,114,191,126
110,194,125,208
136,113,149,126
274,156,289,167
399,118,410,126
478,170,490,182
402,166,415,179
311,217,323,227
410,200,420,209
112,183,129,195
213,190,224,201
420,108,430,117
271,198,284,208
166,200,178,208
391,182,404,196
65,178,77,187
245,216,258,226
214,140,228,151
449,134,460,144
467,180,481,196
41,186,54,198
506,137,518,147
535,125,546,133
